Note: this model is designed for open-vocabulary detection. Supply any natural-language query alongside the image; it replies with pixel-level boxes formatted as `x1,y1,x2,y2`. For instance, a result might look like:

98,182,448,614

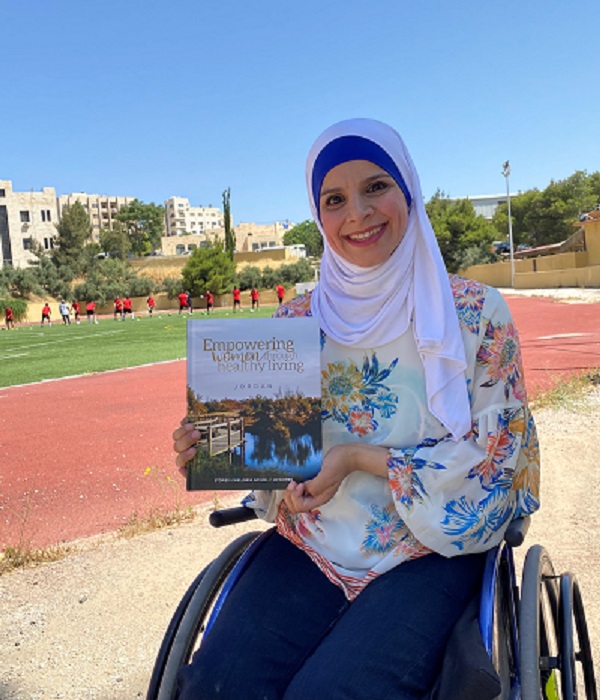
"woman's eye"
324,194,344,207
367,180,389,194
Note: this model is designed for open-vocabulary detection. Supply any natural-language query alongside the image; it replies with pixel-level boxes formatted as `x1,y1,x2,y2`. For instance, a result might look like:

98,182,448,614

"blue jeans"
176,532,486,700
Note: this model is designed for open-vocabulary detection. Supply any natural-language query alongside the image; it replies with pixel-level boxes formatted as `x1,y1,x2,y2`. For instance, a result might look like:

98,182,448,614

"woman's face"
319,159,410,268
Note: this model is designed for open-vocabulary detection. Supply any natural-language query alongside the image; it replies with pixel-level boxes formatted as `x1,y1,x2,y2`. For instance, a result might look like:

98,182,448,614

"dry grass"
532,369,600,411
117,505,197,539
0,542,75,575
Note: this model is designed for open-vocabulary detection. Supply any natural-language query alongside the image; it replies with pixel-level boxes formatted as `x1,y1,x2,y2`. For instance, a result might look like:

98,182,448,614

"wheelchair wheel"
147,530,264,700
519,545,561,699
480,544,520,699
559,573,597,700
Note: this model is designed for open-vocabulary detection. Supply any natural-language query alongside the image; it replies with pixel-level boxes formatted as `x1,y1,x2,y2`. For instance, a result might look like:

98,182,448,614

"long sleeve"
387,288,540,556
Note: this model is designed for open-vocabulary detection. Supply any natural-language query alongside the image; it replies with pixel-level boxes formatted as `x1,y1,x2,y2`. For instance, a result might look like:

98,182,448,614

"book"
186,316,322,490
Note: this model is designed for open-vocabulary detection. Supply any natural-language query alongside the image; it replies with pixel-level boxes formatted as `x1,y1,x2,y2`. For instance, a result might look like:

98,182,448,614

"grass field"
0,306,279,389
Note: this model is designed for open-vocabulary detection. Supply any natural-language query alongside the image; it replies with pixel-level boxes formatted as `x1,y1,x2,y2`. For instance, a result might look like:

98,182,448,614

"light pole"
502,160,515,287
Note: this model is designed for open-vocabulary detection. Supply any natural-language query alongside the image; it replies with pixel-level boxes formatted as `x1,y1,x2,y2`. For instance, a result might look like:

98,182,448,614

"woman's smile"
346,223,386,244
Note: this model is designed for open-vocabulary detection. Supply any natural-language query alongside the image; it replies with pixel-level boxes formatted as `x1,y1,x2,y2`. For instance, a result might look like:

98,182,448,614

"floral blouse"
243,276,540,601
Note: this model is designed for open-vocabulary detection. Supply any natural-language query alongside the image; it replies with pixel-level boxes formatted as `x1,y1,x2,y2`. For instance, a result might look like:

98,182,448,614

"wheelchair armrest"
504,516,530,548
209,506,258,528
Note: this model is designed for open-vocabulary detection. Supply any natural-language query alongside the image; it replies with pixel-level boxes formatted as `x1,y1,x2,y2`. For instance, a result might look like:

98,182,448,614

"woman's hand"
283,443,389,513
172,419,200,477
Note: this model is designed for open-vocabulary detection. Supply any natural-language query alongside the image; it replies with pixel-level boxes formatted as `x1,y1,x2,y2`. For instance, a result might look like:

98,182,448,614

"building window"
0,189,5,197
41,210,46,222
22,237,32,250
44,237,55,250
20,210,30,223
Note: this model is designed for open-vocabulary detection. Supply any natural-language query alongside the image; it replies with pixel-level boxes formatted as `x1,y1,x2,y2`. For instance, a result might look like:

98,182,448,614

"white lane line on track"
536,332,599,340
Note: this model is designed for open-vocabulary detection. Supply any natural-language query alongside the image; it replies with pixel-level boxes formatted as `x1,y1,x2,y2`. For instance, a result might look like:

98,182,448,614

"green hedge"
0,298,28,323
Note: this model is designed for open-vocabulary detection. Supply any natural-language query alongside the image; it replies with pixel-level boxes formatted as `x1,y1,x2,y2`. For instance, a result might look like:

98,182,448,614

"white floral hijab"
307,118,470,439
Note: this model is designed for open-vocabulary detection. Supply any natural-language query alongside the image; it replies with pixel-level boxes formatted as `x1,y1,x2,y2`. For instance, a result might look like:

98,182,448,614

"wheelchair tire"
559,573,597,700
147,530,263,700
519,545,561,700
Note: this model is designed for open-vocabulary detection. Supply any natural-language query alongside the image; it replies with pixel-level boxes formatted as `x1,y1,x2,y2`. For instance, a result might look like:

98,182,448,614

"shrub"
128,276,157,297
260,266,277,289
0,297,28,322
161,277,184,299
237,266,261,291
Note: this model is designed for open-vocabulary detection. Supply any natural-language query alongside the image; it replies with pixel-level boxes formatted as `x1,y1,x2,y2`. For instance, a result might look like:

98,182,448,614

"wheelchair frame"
147,508,597,700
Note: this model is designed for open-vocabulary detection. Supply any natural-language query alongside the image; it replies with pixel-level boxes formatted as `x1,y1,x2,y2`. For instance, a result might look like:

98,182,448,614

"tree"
425,191,497,273
181,241,235,296
283,220,323,258
53,202,92,271
222,187,236,259
116,199,165,256
99,223,132,260
491,170,600,248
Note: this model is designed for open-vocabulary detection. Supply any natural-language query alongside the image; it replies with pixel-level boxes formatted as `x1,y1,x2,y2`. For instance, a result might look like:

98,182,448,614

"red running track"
1,295,599,550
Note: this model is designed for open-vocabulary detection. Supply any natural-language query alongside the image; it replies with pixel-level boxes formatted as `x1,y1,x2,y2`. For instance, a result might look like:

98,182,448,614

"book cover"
186,317,322,490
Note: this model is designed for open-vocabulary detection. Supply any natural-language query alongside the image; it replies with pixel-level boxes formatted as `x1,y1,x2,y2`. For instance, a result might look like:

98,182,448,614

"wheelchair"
147,507,597,700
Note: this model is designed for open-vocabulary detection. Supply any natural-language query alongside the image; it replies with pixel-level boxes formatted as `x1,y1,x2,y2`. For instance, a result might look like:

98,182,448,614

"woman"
172,118,540,699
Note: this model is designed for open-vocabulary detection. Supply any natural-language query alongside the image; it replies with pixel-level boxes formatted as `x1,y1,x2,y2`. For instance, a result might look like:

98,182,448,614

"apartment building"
0,180,59,268
164,196,224,238
57,192,135,242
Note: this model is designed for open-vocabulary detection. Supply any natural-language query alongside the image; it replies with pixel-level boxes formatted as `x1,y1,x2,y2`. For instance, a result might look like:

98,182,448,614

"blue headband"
311,135,412,220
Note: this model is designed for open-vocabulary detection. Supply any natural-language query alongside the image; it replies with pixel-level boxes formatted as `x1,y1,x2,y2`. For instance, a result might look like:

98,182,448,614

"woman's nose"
346,194,372,221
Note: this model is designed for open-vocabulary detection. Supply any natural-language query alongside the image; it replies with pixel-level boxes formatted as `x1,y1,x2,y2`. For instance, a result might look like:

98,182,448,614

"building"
235,221,294,252
164,196,224,238
0,180,58,268
450,194,517,220
57,192,136,242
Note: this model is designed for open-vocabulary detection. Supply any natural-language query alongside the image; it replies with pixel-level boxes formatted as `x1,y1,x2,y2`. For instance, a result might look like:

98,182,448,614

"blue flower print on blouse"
450,275,486,334
321,353,399,435
361,503,406,555
441,487,514,552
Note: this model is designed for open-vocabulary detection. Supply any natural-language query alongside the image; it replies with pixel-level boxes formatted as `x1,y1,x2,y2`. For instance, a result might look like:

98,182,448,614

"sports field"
0,306,279,388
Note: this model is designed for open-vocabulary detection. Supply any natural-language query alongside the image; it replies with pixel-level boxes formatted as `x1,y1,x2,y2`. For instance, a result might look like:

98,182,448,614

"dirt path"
1,389,599,699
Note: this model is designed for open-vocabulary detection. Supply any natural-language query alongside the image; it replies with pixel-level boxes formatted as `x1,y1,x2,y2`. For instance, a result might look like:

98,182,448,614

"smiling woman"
172,118,541,700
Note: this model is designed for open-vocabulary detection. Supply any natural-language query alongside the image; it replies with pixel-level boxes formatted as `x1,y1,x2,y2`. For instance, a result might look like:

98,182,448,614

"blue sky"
3,0,599,225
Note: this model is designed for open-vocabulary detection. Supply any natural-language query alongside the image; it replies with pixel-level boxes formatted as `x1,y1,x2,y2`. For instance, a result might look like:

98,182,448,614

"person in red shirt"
147,295,156,317
250,287,259,311
276,283,285,305
205,290,214,314
41,302,52,326
232,286,241,313
5,306,15,329
86,300,98,324
178,291,188,315
123,296,134,320
72,300,81,324
114,297,124,320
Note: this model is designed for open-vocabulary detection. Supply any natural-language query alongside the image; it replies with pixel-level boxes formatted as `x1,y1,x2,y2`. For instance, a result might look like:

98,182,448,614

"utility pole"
502,161,515,287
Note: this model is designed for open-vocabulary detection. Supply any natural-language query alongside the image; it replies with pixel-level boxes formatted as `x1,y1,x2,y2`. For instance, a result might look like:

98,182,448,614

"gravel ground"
1,387,600,699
